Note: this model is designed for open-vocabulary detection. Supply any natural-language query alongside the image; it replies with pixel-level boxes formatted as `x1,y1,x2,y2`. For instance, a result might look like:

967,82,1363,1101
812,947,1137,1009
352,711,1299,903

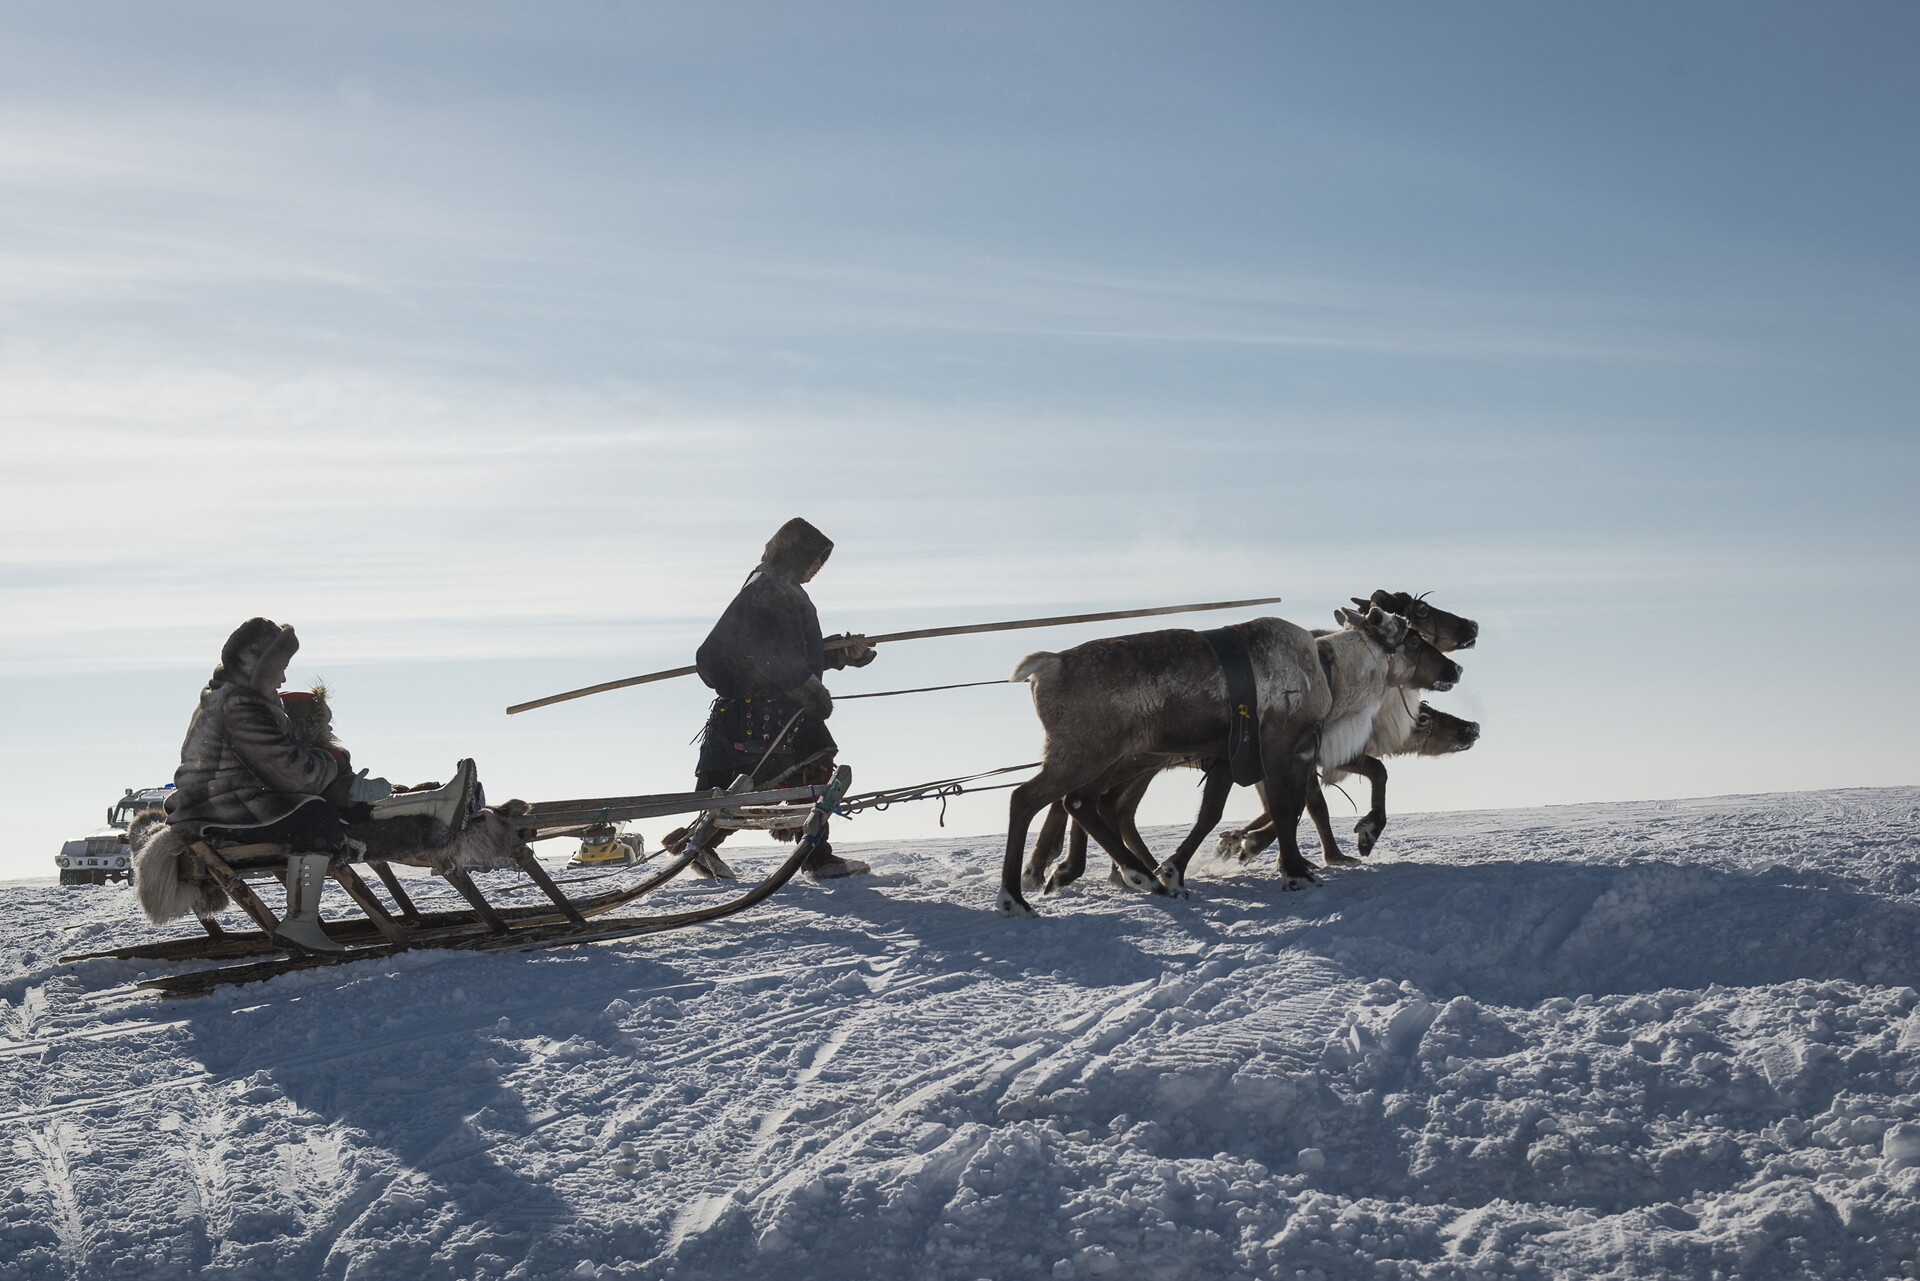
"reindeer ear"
1370,589,1396,609
1333,608,1358,628
1350,597,1371,611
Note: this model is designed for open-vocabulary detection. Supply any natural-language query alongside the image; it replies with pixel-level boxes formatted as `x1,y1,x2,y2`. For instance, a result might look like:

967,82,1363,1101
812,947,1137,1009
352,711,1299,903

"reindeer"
1020,591,1479,894
997,606,1461,916
1026,702,1480,893
1222,702,1480,866
1220,590,1480,864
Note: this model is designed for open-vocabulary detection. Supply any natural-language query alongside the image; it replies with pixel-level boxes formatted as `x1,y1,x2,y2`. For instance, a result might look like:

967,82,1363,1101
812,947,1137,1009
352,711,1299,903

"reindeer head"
1405,701,1480,756
1398,630,1462,692
1354,590,1479,652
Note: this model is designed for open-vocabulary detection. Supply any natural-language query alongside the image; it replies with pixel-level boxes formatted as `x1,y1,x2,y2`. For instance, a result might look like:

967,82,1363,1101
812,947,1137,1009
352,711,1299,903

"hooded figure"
164,618,346,850
678,518,875,878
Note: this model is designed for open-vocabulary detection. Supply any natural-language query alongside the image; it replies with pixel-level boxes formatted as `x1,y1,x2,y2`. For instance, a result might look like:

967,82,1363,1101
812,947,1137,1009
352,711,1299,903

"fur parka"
695,518,843,699
163,619,340,839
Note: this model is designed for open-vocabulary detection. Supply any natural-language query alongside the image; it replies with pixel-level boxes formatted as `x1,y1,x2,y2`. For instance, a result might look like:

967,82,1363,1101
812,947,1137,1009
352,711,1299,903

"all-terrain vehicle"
57,787,172,885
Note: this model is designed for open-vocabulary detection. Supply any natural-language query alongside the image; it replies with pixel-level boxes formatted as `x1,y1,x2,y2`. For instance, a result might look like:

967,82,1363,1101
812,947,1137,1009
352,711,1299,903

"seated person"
164,618,471,953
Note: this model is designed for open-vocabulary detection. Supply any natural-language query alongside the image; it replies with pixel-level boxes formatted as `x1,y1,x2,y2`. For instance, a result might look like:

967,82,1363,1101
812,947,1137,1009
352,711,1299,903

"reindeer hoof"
1354,816,1383,858
1116,867,1162,896
995,889,1039,918
1325,851,1362,867
1156,868,1189,898
1281,875,1318,892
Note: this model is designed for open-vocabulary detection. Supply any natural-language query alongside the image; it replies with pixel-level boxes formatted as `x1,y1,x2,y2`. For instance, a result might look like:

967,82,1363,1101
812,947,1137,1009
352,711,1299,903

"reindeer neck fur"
1312,629,1395,770
1365,685,1421,758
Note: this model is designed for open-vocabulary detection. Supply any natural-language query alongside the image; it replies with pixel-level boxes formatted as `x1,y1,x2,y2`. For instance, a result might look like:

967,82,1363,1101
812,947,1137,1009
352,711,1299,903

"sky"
2,2,1916,880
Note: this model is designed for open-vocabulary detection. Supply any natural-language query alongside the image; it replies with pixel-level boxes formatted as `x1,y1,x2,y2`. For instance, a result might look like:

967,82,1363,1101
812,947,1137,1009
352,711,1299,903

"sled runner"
65,769,853,997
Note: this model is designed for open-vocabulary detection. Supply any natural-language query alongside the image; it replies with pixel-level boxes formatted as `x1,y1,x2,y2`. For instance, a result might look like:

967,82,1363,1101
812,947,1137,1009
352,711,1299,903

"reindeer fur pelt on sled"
131,811,230,925
129,802,538,925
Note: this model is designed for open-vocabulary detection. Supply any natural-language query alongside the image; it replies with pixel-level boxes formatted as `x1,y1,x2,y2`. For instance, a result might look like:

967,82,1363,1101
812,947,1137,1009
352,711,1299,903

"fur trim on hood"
214,617,299,687
761,518,833,580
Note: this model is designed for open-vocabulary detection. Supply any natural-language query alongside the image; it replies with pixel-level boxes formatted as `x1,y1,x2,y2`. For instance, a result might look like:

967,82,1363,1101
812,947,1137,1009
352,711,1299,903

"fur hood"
761,518,833,581
213,617,299,691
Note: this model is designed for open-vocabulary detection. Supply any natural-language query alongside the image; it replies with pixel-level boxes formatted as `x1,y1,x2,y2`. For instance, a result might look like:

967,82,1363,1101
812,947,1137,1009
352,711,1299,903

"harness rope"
704,762,1039,830
837,679,1012,700
839,762,1040,825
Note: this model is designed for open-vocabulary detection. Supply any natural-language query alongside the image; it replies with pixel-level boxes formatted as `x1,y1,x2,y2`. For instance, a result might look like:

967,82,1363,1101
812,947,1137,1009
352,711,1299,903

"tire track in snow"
663,964,1170,1256
682,946,1362,1259
21,1121,92,1278
0,957,871,1129
0,1015,195,1062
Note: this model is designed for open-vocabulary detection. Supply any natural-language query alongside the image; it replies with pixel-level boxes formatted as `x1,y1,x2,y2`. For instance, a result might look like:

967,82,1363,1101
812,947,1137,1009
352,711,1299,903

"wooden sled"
63,770,850,997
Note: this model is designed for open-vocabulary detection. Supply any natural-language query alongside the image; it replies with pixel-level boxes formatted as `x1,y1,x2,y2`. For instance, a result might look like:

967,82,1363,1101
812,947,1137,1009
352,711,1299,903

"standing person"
669,517,876,879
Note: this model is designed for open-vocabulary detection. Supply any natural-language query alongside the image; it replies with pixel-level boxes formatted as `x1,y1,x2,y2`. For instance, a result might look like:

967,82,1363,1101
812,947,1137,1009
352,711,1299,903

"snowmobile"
569,820,644,869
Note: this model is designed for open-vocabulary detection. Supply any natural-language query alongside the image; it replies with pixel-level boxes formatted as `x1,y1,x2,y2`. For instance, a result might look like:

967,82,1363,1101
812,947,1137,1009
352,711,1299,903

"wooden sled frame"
64,773,848,994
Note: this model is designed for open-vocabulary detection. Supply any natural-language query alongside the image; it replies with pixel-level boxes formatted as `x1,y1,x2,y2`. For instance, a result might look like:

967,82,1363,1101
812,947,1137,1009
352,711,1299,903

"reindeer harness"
1199,627,1266,786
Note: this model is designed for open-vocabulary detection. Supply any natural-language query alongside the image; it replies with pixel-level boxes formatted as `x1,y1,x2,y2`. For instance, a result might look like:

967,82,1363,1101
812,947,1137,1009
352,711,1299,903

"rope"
838,762,1040,826
837,679,1013,701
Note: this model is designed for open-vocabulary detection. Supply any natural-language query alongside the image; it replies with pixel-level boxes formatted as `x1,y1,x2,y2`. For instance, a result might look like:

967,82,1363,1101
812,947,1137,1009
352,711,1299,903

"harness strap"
1200,626,1265,787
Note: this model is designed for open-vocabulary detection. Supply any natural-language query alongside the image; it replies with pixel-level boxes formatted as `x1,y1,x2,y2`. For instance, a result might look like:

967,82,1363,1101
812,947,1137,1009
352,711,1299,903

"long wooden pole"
504,595,1283,715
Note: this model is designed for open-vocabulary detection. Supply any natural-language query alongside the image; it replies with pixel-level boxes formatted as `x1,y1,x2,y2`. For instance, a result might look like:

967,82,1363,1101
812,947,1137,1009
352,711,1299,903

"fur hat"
214,617,299,685
281,683,341,751
761,518,834,579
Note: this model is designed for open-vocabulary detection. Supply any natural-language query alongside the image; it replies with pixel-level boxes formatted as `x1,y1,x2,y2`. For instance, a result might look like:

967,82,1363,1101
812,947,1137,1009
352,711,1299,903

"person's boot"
661,825,734,880
274,853,345,954
803,840,869,880
686,842,734,879
368,758,477,831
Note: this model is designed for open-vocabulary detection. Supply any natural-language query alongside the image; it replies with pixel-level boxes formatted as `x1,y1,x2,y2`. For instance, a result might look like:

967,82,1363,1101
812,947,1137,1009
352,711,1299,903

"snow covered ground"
3,786,1918,1281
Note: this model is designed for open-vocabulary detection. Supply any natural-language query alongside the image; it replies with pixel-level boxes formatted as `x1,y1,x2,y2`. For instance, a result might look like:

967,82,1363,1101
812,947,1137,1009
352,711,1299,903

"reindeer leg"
1102,772,1158,889
1219,809,1277,863
1046,813,1091,894
1306,776,1359,866
1158,762,1234,896
1346,755,1389,857
1022,802,1069,892
1000,779,1057,917
1261,758,1322,892
1067,791,1168,896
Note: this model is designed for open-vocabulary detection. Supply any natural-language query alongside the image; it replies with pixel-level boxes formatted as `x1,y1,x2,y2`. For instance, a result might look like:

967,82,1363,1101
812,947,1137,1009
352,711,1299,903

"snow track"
2,786,1919,1279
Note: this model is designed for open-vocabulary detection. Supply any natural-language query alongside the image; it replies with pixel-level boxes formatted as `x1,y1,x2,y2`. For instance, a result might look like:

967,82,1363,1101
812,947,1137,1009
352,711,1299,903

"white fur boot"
273,854,345,954
368,758,477,831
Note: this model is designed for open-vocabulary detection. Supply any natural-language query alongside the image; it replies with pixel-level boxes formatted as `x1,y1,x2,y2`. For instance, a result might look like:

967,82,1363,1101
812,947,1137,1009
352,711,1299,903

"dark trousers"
202,797,348,854
691,695,837,858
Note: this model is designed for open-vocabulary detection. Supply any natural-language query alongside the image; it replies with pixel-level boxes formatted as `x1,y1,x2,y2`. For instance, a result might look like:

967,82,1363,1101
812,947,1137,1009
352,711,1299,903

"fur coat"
163,618,340,839
695,518,846,699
